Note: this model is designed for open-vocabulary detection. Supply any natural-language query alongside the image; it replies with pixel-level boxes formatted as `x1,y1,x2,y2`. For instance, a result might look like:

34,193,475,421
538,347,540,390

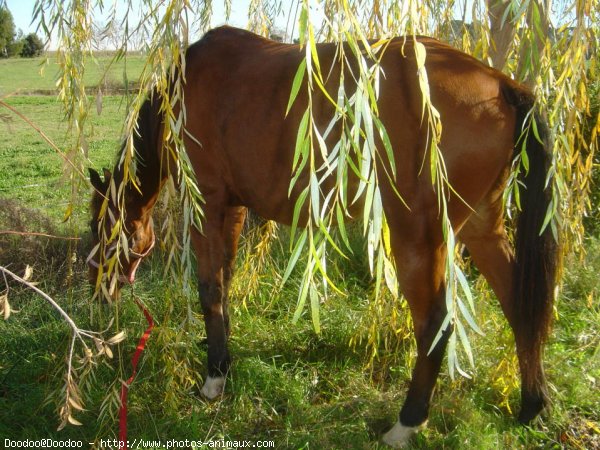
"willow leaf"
292,273,311,324
290,187,309,246
282,229,308,285
456,319,474,367
309,285,321,334
286,59,307,116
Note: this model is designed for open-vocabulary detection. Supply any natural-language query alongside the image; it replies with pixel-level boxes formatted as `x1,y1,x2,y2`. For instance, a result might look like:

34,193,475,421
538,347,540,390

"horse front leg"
191,224,230,400
193,207,247,400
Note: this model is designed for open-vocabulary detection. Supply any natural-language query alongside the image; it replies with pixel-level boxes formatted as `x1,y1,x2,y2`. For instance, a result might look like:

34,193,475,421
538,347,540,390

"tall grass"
1,219,599,448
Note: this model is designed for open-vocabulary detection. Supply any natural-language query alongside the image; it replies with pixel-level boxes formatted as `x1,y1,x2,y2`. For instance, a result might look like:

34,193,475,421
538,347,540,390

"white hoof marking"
382,420,425,448
201,376,225,400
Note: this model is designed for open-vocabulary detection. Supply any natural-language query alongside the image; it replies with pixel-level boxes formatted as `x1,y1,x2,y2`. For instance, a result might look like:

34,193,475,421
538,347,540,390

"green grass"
1,57,599,449
1,231,599,449
0,53,145,94
0,95,128,221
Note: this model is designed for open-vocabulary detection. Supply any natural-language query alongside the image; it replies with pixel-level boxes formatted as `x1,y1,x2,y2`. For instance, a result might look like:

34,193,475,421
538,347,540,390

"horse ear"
102,168,112,183
89,168,103,190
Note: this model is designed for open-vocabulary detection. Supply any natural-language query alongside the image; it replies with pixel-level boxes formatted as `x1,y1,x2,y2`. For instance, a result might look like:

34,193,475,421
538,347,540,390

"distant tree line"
0,6,44,58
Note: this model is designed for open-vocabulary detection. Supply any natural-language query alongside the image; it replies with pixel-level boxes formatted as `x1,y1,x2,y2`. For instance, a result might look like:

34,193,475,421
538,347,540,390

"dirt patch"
10,86,141,97
559,416,600,449
0,197,86,279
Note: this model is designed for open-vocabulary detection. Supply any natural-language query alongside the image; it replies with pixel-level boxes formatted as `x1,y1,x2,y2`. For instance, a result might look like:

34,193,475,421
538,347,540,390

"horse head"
88,167,156,293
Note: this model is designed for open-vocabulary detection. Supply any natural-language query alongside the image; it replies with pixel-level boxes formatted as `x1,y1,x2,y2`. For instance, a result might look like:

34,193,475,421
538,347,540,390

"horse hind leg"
458,198,549,423
383,220,450,448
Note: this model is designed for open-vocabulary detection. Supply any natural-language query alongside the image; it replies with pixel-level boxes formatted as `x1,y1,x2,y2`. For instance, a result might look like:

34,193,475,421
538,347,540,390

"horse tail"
502,81,558,411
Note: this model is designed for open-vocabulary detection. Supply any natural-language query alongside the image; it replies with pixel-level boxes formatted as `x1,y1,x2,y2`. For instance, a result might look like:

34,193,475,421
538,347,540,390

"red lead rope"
119,298,154,450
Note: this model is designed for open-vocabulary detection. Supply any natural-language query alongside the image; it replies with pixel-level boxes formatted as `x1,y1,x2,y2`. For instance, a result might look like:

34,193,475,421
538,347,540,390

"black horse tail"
503,81,558,421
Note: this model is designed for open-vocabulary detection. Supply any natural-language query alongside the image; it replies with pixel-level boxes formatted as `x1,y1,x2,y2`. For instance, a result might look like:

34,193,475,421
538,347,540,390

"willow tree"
14,0,599,428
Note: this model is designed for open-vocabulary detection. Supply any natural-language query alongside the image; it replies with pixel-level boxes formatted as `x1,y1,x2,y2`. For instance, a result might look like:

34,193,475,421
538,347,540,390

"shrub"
20,33,44,57
583,80,600,235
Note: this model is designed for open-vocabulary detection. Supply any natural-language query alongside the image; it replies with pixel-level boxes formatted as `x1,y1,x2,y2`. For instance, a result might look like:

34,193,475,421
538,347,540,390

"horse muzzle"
118,234,156,284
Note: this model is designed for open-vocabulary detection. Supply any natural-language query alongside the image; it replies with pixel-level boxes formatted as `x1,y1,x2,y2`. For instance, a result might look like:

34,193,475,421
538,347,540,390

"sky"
4,0,471,42
4,0,573,40
5,0,38,35
5,0,276,37
3,0,316,49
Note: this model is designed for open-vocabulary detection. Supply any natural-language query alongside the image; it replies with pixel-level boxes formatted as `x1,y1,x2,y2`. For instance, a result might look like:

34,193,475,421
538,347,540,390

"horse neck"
123,95,168,218
119,143,167,220
122,157,167,219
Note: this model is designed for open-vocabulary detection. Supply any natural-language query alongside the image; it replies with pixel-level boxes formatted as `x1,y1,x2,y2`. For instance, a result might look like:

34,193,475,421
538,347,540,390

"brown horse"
89,26,557,447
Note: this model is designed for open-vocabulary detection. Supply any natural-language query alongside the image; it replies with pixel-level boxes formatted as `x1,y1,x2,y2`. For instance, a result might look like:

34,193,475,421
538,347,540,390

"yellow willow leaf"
286,58,307,115
57,420,67,432
371,37,391,50
107,330,126,345
68,396,85,411
67,415,82,426
98,196,109,220
309,285,321,334
1,294,10,320
414,41,427,69
108,219,121,242
22,265,33,282
418,75,431,119
62,203,73,222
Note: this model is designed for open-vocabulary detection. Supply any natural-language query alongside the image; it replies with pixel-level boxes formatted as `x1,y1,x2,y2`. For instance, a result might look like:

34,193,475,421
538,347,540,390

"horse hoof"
381,420,424,448
518,402,546,424
518,391,549,424
201,376,225,400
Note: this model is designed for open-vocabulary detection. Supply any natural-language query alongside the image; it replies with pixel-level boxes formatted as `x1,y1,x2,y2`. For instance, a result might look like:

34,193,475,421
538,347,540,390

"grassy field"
0,58,599,449
0,54,146,94
0,95,127,221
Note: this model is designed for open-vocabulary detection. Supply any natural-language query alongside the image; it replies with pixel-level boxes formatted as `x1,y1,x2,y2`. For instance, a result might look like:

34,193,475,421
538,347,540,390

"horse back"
181,27,525,229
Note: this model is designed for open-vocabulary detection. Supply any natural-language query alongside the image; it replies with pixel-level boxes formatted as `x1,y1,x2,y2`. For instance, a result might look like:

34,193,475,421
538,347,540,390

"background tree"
19,33,44,57
101,20,124,51
7,29,23,56
0,6,15,57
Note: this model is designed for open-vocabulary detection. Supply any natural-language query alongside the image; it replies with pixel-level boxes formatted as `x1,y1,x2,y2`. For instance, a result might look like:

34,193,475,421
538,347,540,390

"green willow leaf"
292,272,311,324
283,226,308,282
290,187,309,246
456,318,474,367
335,203,352,251
292,108,310,172
286,59,307,116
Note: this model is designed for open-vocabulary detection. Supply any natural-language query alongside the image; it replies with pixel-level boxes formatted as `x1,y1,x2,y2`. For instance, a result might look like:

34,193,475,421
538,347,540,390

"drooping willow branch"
0,265,125,429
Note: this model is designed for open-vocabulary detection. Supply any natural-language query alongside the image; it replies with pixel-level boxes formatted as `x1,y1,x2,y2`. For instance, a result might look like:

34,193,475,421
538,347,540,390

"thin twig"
0,231,81,241
67,333,77,386
0,265,87,348
0,99,88,184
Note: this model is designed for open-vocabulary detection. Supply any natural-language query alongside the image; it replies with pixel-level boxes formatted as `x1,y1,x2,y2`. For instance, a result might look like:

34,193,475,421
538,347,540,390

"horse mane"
90,92,165,223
